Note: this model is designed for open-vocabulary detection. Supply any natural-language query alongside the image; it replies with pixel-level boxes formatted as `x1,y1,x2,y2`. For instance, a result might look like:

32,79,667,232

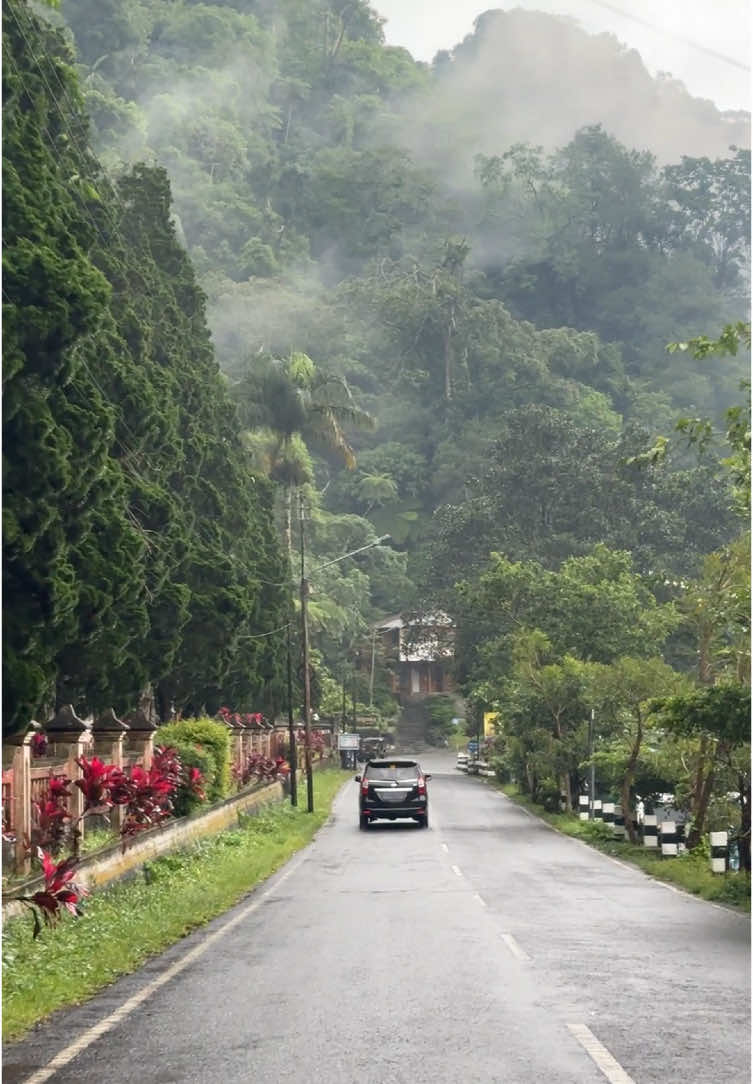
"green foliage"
649,685,751,747
155,718,231,803
165,740,214,817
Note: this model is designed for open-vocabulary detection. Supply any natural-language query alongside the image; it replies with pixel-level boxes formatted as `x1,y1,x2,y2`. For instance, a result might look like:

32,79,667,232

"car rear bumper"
361,805,427,820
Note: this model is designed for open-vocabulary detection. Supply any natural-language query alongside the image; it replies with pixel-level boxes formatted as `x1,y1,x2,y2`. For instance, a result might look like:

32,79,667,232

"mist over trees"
4,0,750,834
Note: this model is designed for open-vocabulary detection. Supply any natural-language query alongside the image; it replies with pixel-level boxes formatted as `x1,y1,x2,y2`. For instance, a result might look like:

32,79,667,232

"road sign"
338,733,360,750
468,740,479,754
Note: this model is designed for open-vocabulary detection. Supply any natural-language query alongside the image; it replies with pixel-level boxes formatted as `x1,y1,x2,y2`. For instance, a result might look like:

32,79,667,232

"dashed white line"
440,842,449,853
19,851,308,1084
474,893,487,907
567,1023,637,1084
500,932,530,961
451,864,463,877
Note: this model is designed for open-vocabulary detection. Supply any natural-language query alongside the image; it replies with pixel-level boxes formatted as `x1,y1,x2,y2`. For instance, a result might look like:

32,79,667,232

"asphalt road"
5,752,750,1084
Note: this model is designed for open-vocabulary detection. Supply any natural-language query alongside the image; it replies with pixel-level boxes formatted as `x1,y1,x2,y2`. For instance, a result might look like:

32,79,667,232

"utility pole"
589,707,596,820
299,494,314,813
352,652,358,731
368,626,377,708
286,613,297,807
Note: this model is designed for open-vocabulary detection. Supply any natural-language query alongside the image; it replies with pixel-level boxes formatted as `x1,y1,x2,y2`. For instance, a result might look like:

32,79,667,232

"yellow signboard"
483,712,499,736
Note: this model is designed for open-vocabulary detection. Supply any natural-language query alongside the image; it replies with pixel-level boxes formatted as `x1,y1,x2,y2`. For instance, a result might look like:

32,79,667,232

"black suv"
355,759,431,829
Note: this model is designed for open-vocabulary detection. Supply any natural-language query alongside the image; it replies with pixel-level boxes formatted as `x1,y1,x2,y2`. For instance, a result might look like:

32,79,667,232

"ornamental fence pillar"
45,705,93,846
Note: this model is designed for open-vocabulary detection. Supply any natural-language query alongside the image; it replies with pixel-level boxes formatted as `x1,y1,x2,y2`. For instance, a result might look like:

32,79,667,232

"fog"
374,0,751,112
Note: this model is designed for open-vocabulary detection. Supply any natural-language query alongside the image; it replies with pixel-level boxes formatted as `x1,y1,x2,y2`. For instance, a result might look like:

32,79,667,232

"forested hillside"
4,0,750,783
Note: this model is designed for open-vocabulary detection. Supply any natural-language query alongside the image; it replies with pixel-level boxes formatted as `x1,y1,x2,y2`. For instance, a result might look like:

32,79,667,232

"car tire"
359,814,370,831
418,812,429,829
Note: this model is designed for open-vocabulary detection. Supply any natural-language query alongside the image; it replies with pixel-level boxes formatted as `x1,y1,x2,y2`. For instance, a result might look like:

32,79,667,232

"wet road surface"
4,752,750,1083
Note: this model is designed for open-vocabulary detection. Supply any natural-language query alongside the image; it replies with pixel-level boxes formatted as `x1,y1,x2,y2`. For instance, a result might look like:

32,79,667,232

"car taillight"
417,776,426,796
361,777,369,796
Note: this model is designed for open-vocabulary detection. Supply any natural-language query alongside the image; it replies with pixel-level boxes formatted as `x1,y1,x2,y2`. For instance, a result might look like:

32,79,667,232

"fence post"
612,804,626,840
593,799,603,821
643,814,658,848
45,705,93,847
9,724,35,875
710,830,728,873
123,709,157,771
578,795,589,821
660,820,678,857
93,709,129,833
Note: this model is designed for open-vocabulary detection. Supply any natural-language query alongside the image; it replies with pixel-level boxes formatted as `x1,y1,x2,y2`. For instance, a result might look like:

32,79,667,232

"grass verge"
497,781,750,912
2,769,349,1041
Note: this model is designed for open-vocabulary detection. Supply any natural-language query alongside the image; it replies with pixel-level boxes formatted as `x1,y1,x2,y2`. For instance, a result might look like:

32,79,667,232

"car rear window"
366,763,419,781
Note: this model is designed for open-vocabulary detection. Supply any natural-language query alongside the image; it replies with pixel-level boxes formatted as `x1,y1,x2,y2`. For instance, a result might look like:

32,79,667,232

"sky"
372,0,751,111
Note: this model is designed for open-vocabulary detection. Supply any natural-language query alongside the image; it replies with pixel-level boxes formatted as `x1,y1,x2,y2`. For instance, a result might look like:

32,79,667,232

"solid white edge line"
20,851,308,1084
567,1023,637,1084
500,932,530,961
451,864,463,877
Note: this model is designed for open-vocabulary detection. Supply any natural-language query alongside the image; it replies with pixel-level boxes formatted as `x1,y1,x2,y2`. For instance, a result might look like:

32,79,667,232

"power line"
582,0,751,72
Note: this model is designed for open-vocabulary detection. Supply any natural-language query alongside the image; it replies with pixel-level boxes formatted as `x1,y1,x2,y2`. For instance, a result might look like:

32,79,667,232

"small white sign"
338,733,360,750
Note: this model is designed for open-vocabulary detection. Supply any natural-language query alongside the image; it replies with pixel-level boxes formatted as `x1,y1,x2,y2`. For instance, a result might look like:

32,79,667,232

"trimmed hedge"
156,718,231,803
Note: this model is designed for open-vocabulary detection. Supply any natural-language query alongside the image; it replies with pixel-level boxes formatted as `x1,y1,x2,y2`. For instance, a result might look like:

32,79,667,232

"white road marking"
474,893,487,907
567,1023,637,1084
500,932,530,961
451,864,463,877
440,842,449,853
19,851,308,1084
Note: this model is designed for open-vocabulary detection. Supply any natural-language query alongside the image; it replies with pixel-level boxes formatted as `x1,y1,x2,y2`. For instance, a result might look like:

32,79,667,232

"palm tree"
232,351,374,552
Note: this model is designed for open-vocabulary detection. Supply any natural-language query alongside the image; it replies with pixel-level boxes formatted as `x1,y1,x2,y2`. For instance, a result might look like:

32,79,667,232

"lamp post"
297,501,389,813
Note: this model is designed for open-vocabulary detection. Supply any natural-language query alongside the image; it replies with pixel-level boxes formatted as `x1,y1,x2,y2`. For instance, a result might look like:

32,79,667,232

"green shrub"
156,718,231,802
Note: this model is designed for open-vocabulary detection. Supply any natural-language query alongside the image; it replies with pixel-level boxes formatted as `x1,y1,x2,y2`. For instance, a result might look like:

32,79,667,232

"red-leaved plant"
30,731,49,758
15,848,87,939
31,775,72,855
233,753,290,787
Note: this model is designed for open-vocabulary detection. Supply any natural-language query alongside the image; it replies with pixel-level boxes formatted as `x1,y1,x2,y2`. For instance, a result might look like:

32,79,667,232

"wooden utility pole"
286,613,297,807
299,494,314,813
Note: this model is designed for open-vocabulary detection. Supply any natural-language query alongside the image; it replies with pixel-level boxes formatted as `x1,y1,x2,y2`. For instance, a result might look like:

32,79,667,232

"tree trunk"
738,772,751,873
687,740,721,848
285,484,293,557
443,323,453,401
621,712,643,843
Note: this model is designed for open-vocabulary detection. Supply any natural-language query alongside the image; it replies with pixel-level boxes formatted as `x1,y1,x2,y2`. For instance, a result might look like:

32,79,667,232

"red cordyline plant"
233,753,290,787
296,729,326,756
15,848,87,939
31,774,72,855
218,706,266,728
10,749,205,937
30,731,49,758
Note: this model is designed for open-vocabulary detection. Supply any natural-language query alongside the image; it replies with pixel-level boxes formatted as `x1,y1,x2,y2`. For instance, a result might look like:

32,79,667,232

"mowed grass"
2,770,349,1041
497,782,750,911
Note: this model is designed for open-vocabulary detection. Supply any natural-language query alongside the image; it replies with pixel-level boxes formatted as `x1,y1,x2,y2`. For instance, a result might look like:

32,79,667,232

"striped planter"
612,804,626,840
602,801,615,827
578,795,589,822
660,820,678,857
643,814,658,848
710,831,728,874
593,799,603,821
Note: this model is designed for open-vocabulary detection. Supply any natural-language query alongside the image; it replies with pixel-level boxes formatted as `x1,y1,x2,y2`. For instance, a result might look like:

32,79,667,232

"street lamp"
298,491,389,813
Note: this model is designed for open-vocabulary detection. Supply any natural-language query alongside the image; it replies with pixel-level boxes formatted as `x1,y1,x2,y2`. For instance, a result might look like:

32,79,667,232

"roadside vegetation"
498,782,750,911
2,771,349,1042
